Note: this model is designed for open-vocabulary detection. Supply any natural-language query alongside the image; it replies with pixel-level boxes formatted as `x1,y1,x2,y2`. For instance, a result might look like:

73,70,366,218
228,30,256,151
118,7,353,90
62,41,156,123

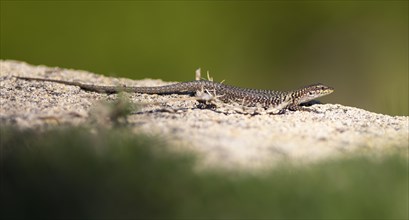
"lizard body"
15,76,334,114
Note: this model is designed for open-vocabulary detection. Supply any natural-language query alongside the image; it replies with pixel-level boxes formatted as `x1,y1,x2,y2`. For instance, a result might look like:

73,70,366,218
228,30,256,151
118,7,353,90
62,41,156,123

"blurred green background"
1,1,408,115
1,126,408,219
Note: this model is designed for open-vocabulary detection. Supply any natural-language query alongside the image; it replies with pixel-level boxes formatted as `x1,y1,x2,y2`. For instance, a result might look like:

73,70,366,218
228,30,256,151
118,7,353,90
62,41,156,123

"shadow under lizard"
15,75,334,114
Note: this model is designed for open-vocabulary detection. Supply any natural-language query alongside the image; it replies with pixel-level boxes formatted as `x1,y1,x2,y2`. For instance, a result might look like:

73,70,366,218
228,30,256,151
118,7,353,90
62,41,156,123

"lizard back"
127,80,288,107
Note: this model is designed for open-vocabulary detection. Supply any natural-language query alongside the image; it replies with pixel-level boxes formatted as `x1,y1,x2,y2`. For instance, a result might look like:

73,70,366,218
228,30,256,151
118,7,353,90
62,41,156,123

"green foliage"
1,127,194,219
1,126,407,219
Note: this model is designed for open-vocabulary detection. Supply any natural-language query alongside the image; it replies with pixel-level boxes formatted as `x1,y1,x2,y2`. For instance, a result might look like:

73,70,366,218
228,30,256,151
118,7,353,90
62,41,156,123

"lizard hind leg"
195,87,217,109
194,85,223,104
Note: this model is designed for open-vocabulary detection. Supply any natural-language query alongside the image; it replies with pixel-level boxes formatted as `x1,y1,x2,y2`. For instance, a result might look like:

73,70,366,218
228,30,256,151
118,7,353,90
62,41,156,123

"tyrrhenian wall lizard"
15,75,334,114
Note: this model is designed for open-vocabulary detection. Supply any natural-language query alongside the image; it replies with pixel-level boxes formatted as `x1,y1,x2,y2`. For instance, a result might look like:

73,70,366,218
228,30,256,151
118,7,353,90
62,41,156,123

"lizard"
14,73,334,115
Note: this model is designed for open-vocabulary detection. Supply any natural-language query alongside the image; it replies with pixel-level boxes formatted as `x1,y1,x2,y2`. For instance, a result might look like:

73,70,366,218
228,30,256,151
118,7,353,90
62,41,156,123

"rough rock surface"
1,60,408,169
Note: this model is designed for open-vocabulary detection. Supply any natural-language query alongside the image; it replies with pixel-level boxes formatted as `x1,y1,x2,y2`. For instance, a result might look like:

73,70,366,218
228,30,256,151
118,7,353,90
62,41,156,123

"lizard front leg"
288,104,319,113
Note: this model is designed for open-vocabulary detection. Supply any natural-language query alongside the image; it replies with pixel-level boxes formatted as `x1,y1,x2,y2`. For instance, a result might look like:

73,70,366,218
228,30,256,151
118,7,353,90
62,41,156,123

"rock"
1,60,407,169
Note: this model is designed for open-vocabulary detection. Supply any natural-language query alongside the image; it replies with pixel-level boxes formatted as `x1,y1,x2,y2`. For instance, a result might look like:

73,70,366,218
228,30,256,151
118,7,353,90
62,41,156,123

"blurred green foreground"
1,126,407,219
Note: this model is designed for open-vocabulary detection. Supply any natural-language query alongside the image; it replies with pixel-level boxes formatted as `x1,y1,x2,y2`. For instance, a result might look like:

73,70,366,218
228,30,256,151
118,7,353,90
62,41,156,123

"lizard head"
296,83,334,104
